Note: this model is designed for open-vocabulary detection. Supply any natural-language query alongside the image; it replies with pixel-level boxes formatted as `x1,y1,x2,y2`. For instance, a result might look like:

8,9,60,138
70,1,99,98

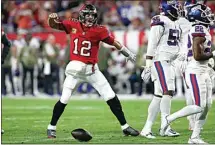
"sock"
121,123,129,130
49,100,67,127
142,96,161,133
191,120,206,138
48,124,56,130
160,95,171,128
176,77,183,96
191,106,208,138
167,105,203,123
185,88,195,123
106,96,127,127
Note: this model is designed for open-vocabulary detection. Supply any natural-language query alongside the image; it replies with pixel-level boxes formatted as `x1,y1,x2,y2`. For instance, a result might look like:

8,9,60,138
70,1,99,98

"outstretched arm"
102,37,136,62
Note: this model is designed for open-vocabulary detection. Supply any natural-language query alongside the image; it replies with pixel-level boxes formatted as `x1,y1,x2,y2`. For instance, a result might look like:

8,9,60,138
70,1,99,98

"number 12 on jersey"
73,38,92,57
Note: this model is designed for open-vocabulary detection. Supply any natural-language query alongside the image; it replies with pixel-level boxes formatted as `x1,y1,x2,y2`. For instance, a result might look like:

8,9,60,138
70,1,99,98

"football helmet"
79,4,98,27
183,0,207,18
187,4,215,26
160,0,181,19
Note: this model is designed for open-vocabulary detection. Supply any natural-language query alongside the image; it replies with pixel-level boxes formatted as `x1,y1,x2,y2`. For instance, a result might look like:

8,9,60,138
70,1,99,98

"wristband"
146,59,153,67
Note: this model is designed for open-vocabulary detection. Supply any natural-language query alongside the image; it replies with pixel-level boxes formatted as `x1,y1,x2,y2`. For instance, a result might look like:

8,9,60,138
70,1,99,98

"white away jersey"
176,17,192,54
149,15,182,61
187,25,212,73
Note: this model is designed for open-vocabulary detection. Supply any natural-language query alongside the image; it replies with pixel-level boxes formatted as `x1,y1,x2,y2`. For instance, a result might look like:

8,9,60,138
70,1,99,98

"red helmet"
79,4,98,27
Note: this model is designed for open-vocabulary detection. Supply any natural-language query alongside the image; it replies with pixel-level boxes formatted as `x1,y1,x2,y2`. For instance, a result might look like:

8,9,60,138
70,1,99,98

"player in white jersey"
140,0,182,138
174,0,195,131
160,4,215,143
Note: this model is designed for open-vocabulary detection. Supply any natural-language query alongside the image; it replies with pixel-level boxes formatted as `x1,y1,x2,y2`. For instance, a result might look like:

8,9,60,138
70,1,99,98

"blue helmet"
160,0,181,19
183,0,207,18
187,4,215,26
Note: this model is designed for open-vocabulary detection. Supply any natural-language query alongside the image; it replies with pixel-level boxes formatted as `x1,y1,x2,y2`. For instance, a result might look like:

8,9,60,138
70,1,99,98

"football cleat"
140,131,156,139
165,128,180,137
123,126,139,136
160,115,170,136
47,129,56,138
188,137,207,144
1,129,4,134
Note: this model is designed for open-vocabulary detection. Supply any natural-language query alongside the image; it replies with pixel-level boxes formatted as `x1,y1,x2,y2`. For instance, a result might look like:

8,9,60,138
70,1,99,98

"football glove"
141,59,153,83
141,67,151,83
126,52,136,63
49,13,59,19
120,46,136,63
176,53,187,61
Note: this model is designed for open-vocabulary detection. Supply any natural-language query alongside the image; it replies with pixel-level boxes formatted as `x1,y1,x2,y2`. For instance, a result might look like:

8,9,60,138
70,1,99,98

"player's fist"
49,13,58,19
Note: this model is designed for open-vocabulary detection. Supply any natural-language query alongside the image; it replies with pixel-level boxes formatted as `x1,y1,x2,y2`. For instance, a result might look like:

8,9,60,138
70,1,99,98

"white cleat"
165,128,180,137
188,137,207,144
160,115,170,136
140,131,156,139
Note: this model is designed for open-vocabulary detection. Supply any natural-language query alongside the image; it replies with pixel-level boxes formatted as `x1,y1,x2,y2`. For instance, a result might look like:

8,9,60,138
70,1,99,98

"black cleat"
1,129,4,134
47,129,56,138
123,126,139,136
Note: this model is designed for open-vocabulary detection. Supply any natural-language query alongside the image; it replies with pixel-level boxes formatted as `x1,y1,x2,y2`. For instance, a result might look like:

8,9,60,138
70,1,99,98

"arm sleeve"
62,20,73,34
102,36,115,45
100,26,111,41
146,25,164,57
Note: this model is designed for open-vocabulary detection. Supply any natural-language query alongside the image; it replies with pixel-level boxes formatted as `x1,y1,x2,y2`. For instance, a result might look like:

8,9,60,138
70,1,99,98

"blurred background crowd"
2,0,215,97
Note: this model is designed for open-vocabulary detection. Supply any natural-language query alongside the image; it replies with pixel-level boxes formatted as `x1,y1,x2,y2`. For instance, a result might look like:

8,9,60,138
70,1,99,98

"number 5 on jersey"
73,38,92,56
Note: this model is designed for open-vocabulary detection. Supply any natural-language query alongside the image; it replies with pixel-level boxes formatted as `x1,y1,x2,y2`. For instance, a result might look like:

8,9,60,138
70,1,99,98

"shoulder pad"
151,15,164,27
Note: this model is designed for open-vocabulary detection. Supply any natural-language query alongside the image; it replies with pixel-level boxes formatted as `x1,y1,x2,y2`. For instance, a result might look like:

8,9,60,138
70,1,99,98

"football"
71,128,92,142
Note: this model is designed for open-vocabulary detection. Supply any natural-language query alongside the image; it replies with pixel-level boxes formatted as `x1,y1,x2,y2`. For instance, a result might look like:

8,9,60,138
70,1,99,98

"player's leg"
153,61,175,135
184,86,195,131
47,74,80,138
160,73,204,136
140,80,162,139
175,67,183,97
86,69,139,136
189,74,212,144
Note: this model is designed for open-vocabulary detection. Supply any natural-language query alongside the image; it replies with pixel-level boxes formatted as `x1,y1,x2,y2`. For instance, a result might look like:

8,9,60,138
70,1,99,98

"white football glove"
120,46,136,63
127,53,136,63
49,13,59,19
176,53,187,61
208,67,215,80
141,67,151,83
212,50,215,57
208,58,215,68
141,59,153,83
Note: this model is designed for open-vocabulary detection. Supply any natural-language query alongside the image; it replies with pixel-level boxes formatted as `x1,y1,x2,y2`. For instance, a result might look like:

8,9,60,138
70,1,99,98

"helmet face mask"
79,4,98,27
188,4,215,26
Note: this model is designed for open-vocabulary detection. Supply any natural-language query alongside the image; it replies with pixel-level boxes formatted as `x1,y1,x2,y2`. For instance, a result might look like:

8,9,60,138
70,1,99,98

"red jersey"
62,19,114,64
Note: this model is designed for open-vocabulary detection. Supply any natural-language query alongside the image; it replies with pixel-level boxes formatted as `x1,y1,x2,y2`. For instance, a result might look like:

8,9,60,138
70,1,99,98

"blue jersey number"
167,29,180,46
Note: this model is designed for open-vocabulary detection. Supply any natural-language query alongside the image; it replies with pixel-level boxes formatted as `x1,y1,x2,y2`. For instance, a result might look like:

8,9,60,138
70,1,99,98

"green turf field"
2,98,215,144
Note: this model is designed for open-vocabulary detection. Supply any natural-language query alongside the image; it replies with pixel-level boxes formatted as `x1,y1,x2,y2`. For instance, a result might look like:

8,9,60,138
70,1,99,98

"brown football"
71,128,92,142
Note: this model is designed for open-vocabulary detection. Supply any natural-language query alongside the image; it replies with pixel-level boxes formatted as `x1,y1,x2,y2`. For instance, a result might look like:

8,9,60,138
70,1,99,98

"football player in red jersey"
46,4,139,138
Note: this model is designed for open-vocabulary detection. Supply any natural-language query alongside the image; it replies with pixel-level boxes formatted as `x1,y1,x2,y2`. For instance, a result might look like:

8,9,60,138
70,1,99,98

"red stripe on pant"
190,74,200,106
154,62,168,92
